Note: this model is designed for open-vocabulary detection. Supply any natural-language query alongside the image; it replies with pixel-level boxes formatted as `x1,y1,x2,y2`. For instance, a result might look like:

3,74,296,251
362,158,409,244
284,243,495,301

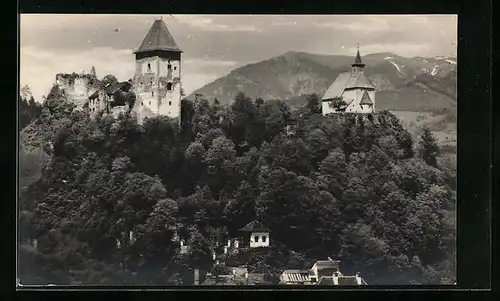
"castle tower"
132,18,183,124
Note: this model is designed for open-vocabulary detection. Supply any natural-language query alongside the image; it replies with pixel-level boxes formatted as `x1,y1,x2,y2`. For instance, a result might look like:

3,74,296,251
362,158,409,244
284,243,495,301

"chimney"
194,269,200,285
333,272,339,285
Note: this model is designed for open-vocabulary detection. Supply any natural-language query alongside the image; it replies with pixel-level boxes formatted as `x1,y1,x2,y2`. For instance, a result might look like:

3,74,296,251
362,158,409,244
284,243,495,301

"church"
87,18,183,124
321,47,376,115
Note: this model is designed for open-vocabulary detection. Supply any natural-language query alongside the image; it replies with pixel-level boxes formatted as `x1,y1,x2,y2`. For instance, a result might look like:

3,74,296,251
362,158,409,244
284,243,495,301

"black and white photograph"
18,14,457,287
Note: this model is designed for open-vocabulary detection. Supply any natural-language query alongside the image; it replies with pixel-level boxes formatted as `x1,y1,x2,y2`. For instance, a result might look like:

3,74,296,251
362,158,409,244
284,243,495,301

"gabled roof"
105,81,132,95
359,90,373,105
134,19,182,54
322,72,351,101
344,72,375,90
239,220,270,232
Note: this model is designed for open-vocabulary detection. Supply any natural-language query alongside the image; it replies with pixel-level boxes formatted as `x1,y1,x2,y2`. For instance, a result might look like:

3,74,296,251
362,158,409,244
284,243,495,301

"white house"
239,220,270,248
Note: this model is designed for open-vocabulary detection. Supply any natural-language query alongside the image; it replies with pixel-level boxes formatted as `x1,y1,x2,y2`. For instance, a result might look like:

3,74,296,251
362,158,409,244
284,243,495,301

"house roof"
239,220,270,232
89,90,100,100
281,270,312,283
322,72,351,101
344,72,375,90
337,276,361,286
312,260,341,270
90,81,131,100
105,81,132,95
359,90,373,105
134,19,182,54
317,276,335,285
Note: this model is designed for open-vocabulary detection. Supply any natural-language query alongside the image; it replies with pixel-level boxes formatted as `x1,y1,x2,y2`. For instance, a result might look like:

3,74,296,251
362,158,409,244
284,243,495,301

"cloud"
20,46,135,101
20,14,457,100
174,15,263,32
345,43,432,57
184,59,238,67
19,45,230,100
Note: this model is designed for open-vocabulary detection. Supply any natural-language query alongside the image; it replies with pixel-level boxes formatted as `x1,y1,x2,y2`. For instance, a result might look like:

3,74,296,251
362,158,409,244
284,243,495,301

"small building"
311,258,340,279
88,81,133,118
322,47,376,115
239,220,270,248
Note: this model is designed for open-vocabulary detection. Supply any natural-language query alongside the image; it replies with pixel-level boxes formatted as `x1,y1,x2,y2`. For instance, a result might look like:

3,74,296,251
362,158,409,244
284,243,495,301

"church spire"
352,44,365,67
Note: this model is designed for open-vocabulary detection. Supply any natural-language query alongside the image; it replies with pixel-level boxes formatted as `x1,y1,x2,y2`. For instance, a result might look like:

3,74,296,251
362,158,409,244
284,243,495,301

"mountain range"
189,51,457,112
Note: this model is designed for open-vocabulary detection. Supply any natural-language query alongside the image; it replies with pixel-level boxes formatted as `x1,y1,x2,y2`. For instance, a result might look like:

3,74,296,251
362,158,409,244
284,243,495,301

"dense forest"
18,86,456,285
19,93,42,130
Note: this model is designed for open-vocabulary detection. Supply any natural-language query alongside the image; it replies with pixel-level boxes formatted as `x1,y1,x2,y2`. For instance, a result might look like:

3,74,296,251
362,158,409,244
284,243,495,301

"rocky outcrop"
55,73,102,110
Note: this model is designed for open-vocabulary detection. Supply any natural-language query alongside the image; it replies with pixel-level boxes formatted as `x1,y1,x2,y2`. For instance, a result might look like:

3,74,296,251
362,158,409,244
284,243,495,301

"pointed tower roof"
351,45,365,67
359,90,373,105
134,19,182,54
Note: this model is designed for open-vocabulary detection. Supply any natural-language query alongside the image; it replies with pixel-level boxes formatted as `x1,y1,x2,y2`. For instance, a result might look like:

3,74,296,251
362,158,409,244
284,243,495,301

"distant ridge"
190,51,457,112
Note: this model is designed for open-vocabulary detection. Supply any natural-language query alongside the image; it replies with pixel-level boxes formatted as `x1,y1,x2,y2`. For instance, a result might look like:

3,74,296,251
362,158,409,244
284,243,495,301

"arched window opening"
167,82,173,91
262,236,267,242
254,236,259,242
147,63,151,71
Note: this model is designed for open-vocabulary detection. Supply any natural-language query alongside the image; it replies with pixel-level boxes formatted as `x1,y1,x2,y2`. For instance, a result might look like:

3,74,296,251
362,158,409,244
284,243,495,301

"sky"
20,14,457,101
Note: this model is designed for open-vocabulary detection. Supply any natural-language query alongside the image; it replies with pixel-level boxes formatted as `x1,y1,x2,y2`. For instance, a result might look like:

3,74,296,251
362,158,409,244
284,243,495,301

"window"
254,236,259,242
147,63,151,71
167,82,173,91
168,101,172,106
174,66,177,70
149,101,151,105
262,236,267,242
141,102,143,106
167,63,172,70
151,91,154,97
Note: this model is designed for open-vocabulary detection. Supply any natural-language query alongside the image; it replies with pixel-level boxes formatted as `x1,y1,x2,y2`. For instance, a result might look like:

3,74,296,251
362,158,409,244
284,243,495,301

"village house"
322,47,376,115
239,220,271,248
88,81,132,118
279,258,367,286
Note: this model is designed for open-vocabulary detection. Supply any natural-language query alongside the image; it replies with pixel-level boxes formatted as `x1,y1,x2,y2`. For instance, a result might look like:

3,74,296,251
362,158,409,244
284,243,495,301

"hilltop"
190,51,457,111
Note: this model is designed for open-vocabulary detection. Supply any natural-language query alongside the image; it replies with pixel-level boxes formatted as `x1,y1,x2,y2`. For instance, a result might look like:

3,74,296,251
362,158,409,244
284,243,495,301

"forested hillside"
18,91,456,285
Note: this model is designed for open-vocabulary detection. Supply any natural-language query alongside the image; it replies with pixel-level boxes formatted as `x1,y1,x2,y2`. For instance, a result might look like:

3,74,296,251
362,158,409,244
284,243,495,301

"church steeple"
351,44,365,76
352,44,365,68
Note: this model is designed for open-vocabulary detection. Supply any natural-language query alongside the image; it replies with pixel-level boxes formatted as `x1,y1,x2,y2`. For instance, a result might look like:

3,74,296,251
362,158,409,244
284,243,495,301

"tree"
328,97,348,111
102,74,118,87
417,126,440,167
305,93,321,115
90,66,97,78
187,227,213,269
